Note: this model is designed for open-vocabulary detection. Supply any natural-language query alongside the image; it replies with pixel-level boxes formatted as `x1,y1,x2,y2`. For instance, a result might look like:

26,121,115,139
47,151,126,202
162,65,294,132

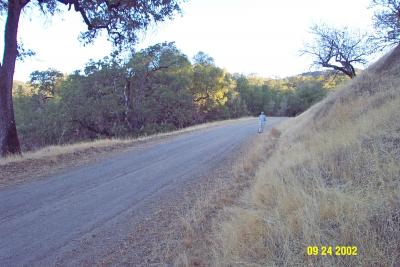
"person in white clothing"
258,111,267,133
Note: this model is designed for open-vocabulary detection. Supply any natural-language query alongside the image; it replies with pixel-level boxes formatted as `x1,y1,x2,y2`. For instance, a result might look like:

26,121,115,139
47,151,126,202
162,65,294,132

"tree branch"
194,93,210,102
105,0,122,10
57,0,108,30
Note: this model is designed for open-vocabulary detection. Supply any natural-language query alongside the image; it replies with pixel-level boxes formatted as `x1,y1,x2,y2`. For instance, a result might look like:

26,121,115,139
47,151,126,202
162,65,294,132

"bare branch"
301,23,375,78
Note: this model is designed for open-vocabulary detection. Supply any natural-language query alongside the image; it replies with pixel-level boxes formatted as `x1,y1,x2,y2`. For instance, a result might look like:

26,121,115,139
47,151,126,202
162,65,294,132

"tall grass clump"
212,46,400,266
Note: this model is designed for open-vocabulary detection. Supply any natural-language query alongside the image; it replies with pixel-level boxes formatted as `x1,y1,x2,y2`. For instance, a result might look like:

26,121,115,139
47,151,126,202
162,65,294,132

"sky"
0,0,378,82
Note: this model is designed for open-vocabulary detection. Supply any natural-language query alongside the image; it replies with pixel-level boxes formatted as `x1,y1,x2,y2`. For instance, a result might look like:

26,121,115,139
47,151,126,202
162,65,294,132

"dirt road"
0,117,284,266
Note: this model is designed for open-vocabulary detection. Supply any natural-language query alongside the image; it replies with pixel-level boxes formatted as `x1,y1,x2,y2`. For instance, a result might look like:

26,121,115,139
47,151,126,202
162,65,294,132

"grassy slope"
211,47,400,266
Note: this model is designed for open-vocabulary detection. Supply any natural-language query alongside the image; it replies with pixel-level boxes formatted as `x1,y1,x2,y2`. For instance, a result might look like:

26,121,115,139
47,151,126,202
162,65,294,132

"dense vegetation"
13,42,346,151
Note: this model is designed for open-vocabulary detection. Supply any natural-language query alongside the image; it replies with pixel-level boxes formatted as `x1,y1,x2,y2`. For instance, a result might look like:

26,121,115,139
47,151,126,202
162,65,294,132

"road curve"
0,117,284,266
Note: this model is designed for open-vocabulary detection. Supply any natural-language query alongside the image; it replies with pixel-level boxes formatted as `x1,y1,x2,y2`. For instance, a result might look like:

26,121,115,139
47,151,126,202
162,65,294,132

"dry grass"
93,127,282,266
210,47,400,266
0,117,252,188
172,126,284,267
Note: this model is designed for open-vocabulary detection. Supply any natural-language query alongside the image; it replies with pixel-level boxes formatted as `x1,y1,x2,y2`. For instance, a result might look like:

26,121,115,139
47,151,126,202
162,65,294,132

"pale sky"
0,0,378,82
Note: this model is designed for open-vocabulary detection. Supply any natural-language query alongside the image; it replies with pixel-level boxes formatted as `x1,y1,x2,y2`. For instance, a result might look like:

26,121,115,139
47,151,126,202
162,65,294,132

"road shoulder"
95,123,284,266
0,117,253,189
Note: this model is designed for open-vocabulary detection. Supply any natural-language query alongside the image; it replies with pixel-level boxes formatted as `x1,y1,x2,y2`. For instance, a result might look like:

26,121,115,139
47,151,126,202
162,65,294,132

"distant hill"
298,70,338,77
297,68,363,78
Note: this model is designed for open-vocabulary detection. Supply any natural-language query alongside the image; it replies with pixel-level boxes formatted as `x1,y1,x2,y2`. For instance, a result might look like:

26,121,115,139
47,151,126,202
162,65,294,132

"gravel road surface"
0,117,284,266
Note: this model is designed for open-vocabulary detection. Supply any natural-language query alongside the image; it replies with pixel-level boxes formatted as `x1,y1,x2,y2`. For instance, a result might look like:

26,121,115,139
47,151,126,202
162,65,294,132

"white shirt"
259,114,266,124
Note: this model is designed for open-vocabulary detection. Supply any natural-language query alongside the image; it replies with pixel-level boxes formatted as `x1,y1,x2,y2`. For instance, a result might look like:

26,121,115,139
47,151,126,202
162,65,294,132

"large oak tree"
0,0,182,157
301,24,375,79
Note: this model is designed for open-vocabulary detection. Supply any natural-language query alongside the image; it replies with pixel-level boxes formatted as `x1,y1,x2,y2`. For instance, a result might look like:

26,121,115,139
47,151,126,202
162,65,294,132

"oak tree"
301,24,375,79
0,0,182,156
29,69,63,107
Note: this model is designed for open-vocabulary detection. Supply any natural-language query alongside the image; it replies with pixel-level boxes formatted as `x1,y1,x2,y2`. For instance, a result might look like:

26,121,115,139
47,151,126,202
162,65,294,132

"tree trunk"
123,78,134,130
0,1,24,157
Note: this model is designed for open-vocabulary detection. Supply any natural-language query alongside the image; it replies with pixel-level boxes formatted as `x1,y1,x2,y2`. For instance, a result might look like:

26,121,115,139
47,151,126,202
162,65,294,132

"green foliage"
13,44,346,151
64,55,138,141
0,0,185,156
236,73,345,117
29,69,63,102
14,90,65,150
125,42,195,131
191,52,237,121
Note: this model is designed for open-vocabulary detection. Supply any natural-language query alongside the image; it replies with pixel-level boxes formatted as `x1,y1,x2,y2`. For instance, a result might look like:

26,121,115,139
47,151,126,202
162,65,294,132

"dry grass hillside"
211,47,400,266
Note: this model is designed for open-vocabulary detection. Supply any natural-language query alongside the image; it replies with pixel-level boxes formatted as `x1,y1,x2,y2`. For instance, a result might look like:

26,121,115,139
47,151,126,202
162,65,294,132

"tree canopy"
0,0,183,156
13,43,348,151
301,24,375,78
371,0,400,48
1,0,182,49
